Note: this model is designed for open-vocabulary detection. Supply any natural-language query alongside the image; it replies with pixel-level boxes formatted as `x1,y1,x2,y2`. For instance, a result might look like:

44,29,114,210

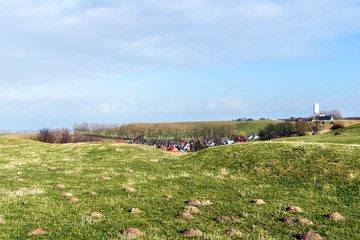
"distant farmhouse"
312,103,334,121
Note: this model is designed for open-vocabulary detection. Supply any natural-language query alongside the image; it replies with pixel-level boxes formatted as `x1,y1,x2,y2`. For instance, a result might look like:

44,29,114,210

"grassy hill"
1,134,359,239
275,123,360,144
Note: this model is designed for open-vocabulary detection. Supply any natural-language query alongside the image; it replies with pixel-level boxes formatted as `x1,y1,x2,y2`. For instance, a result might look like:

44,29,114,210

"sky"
1,0,360,130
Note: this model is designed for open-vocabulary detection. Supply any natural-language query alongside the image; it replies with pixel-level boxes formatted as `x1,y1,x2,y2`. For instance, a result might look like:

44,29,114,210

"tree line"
73,122,238,141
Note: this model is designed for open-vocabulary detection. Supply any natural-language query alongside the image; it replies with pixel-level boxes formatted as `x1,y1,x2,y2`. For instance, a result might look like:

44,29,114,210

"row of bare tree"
73,122,238,140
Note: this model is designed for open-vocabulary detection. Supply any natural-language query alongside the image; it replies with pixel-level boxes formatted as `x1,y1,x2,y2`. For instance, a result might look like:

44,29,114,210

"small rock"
54,184,66,189
252,199,266,205
100,177,111,180
184,206,200,213
17,179,25,182
78,183,87,187
120,227,145,237
48,167,56,170
163,194,173,199
17,172,22,174
88,192,97,195
88,167,94,170
177,212,194,220
181,228,202,237
27,228,47,236
299,230,323,240
128,169,134,173
74,170,81,172
226,229,243,236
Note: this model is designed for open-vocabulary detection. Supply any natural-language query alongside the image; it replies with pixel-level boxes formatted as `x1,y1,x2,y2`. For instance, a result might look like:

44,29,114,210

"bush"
330,124,345,130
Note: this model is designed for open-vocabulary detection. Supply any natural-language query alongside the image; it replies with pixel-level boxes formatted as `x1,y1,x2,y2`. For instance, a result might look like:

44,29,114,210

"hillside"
0,135,359,239
275,123,360,144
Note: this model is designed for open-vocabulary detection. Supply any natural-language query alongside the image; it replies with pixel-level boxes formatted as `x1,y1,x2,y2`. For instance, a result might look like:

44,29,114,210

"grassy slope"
234,120,283,135
275,123,360,144
1,134,359,239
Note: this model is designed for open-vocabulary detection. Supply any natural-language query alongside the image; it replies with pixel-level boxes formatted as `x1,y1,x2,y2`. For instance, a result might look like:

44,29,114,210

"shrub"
330,124,345,130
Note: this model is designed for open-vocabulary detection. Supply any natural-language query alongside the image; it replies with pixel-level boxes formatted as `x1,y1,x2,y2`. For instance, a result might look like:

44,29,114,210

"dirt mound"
177,212,194,220
88,212,104,218
17,179,25,182
88,192,97,195
231,217,242,223
100,177,111,180
67,197,80,203
226,229,243,236
299,230,323,240
16,187,29,193
252,199,266,205
48,167,56,170
186,199,212,206
78,183,87,187
163,194,173,199
281,217,313,225
60,193,73,197
184,206,200,213
129,208,143,214
27,228,47,235
286,206,304,213
54,184,66,189
297,218,314,225
326,212,346,221
181,228,202,237
120,227,145,237
216,216,231,222
128,169,134,173
281,217,297,223
124,187,136,192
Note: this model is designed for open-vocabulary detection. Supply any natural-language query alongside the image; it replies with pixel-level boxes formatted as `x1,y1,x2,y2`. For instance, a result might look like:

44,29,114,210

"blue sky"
1,0,360,130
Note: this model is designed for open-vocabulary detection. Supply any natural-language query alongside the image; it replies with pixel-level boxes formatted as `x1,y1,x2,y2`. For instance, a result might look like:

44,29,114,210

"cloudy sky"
1,0,360,130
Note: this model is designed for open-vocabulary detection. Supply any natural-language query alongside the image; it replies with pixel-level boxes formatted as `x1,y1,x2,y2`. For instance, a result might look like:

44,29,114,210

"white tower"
313,102,320,116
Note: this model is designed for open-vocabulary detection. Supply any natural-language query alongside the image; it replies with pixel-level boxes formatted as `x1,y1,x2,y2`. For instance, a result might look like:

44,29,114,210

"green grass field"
1,125,359,239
